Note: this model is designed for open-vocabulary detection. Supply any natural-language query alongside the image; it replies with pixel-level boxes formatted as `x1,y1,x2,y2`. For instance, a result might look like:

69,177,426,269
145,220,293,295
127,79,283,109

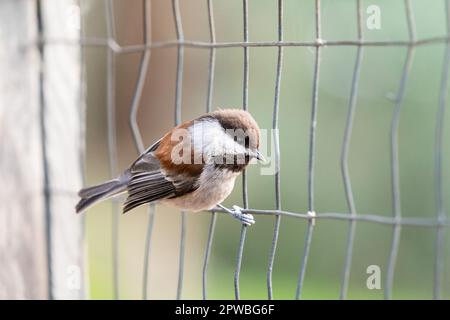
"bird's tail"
76,172,129,213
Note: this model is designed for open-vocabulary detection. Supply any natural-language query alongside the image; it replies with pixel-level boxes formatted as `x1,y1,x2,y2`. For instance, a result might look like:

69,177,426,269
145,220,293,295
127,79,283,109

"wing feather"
123,135,203,213
123,143,199,213
124,170,176,213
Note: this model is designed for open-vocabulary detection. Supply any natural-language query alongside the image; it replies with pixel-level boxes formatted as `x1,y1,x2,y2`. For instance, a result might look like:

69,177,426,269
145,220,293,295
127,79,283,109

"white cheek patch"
189,119,247,163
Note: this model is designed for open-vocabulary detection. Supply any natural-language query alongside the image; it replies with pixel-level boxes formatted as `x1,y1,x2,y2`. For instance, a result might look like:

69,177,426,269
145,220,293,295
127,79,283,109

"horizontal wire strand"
33,36,450,53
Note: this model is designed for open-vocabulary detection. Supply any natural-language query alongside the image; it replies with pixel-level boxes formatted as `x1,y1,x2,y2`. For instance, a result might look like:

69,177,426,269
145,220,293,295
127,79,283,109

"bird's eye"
244,136,250,148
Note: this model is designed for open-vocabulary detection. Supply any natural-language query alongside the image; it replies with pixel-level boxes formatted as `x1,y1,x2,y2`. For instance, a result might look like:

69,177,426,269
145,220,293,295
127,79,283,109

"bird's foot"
230,205,255,226
216,204,255,226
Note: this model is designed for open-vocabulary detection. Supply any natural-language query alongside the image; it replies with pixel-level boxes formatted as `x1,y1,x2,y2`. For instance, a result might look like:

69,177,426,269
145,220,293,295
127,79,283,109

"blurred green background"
81,0,450,299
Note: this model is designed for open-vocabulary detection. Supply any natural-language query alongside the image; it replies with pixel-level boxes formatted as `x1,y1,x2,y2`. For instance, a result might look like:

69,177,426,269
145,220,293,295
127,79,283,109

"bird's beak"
247,149,266,162
254,150,266,162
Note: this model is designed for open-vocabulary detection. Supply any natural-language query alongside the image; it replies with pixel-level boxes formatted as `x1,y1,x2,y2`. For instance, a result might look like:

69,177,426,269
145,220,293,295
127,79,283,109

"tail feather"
78,179,122,198
76,175,128,213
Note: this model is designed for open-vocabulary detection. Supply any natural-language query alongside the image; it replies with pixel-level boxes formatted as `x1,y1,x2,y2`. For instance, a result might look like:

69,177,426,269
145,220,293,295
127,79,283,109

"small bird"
76,109,264,225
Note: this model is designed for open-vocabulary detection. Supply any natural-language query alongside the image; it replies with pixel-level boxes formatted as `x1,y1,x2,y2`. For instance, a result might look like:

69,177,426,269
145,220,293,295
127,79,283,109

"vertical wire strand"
124,0,156,301
172,0,186,300
36,0,53,300
202,213,217,300
105,0,119,300
177,211,186,300
173,0,184,126
234,226,247,300
129,1,151,154
234,0,249,300
202,0,217,300
433,0,450,301
206,0,216,113
339,0,363,300
78,0,89,299
142,204,155,300
385,0,416,300
267,0,284,300
295,0,321,300
242,0,249,113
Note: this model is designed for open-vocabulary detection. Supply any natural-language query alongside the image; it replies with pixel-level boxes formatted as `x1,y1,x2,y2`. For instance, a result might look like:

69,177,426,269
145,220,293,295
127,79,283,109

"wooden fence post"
0,0,84,299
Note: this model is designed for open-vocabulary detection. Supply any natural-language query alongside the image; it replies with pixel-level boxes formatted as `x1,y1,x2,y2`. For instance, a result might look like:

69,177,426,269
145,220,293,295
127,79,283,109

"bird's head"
193,109,264,171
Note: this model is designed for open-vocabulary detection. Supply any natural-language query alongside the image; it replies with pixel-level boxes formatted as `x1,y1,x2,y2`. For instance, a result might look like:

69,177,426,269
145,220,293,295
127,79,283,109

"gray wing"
129,138,162,172
123,171,176,213
123,139,198,213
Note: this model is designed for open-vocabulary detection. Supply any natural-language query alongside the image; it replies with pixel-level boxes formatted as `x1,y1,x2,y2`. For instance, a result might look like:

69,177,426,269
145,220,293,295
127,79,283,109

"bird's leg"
216,204,255,226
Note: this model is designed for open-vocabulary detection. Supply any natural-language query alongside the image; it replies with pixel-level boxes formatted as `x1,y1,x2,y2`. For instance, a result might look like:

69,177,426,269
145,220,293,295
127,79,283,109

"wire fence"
59,0,450,299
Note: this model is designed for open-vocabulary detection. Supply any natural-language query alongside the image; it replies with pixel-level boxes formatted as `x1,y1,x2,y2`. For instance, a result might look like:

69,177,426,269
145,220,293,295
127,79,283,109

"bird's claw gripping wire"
231,205,255,226
217,204,255,226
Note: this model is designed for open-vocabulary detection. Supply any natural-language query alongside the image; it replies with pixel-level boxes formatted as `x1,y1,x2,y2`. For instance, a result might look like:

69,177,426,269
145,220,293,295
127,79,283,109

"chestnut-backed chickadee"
76,109,264,225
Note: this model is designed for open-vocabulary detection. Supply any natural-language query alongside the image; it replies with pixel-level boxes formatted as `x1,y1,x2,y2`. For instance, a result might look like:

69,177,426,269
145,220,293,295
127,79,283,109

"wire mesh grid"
61,0,450,299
